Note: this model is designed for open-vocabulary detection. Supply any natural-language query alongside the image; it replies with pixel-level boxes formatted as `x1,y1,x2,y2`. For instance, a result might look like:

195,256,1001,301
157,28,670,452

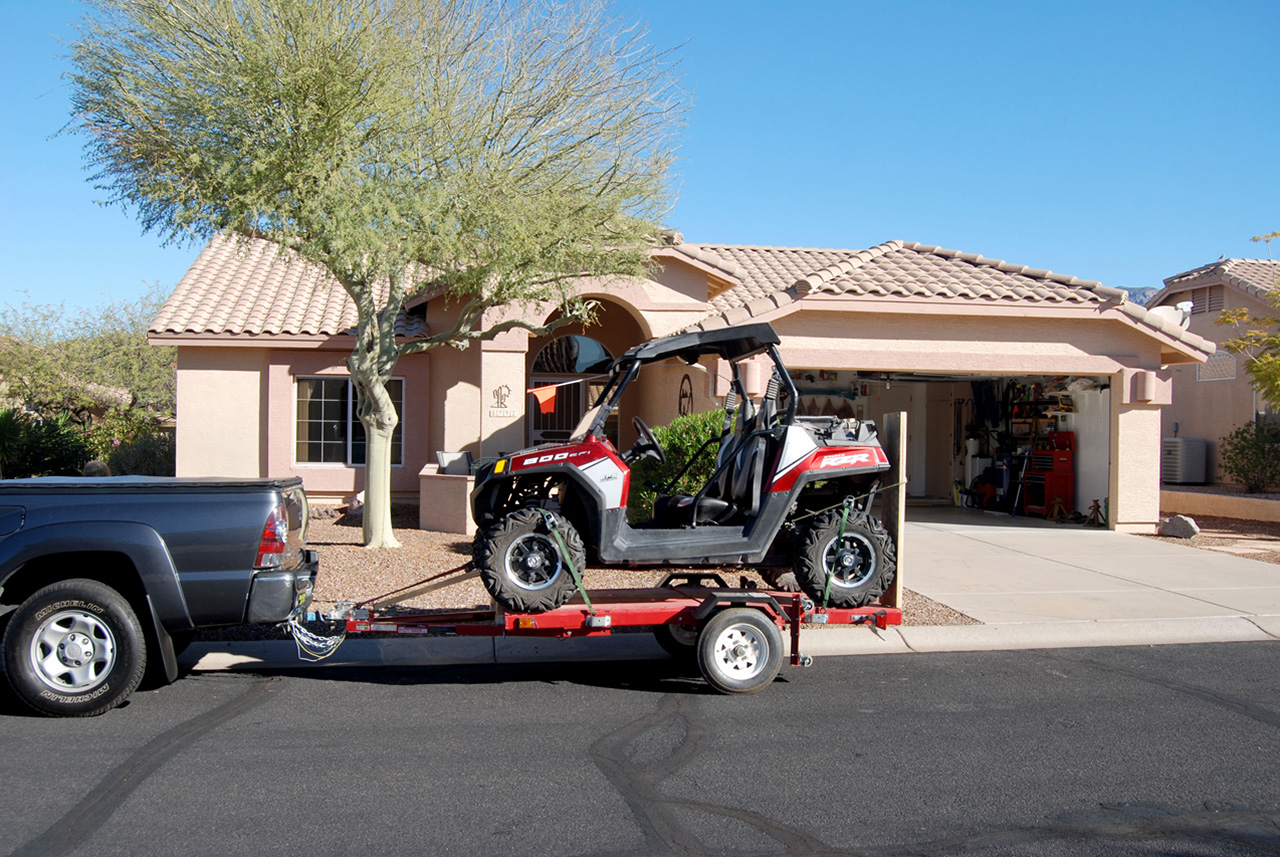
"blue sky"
2,0,1276,312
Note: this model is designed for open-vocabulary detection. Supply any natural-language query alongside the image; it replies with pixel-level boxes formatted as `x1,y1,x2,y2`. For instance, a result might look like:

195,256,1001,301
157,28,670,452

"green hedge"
628,408,727,520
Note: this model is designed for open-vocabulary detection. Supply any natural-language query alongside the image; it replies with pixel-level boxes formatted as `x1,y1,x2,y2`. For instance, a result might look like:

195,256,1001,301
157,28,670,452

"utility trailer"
300,567,901,694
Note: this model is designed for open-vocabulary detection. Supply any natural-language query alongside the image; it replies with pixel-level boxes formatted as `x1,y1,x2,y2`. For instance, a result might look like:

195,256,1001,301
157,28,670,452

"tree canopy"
0,285,175,423
1218,231,1280,413
69,0,684,545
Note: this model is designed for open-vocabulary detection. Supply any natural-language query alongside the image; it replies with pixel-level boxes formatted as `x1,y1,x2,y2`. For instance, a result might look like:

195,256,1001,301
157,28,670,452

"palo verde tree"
69,0,683,547
1217,231,1280,413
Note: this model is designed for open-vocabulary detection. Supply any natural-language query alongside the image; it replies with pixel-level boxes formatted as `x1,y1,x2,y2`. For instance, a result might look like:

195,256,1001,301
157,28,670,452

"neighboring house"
148,233,1213,534
1149,257,1280,483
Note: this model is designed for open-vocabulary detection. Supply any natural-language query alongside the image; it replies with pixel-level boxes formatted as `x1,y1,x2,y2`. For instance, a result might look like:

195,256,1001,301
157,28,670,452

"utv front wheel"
794,511,896,608
474,509,584,613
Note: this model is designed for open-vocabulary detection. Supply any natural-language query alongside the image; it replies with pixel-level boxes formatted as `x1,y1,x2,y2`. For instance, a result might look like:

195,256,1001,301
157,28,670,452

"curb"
182,617,1280,672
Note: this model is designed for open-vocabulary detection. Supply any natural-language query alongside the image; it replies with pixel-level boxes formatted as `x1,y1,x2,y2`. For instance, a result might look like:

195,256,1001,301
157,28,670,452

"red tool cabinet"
1023,431,1074,517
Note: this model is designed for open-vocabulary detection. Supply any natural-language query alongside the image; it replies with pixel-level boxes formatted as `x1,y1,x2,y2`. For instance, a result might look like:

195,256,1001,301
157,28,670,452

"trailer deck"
302,570,902,694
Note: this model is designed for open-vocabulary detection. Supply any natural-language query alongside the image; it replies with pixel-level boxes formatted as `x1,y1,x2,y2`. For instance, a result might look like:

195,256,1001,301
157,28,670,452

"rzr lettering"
819,451,871,468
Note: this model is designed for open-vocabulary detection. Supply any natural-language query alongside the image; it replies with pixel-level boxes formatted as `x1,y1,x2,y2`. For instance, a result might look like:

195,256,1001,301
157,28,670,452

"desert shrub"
1219,420,1280,493
108,430,176,476
628,408,728,520
85,412,175,475
0,410,91,478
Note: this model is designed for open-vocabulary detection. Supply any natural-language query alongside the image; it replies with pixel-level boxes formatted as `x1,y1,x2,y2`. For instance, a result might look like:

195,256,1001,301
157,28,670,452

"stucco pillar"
481,329,530,458
1109,369,1167,534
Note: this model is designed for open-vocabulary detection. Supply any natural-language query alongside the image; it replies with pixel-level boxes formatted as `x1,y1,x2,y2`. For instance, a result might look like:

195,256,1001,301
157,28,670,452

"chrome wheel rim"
821,531,876,589
709,623,768,680
29,609,116,693
503,533,563,591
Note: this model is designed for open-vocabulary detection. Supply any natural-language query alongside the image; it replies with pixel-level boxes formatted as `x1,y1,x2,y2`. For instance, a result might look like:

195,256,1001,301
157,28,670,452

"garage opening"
784,369,1113,523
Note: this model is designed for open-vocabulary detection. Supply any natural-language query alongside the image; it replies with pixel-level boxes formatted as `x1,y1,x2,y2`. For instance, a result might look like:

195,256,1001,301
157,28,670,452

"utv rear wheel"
474,509,584,613
794,511,896,608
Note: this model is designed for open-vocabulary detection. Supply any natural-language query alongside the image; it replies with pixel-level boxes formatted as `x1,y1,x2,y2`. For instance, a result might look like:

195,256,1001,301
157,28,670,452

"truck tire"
474,508,584,613
794,511,896,608
697,608,783,694
1,579,147,717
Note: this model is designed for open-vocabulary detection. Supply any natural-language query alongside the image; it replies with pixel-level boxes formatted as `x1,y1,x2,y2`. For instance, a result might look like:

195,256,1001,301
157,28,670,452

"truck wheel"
474,508,584,613
794,511,896,608
697,608,783,694
1,579,147,717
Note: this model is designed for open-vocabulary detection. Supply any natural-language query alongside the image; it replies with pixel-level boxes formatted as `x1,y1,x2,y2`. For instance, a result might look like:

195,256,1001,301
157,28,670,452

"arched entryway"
528,334,615,445
527,298,648,447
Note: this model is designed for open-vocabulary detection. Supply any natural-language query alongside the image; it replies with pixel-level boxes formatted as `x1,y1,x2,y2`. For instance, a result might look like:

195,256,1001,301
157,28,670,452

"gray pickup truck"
0,476,316,716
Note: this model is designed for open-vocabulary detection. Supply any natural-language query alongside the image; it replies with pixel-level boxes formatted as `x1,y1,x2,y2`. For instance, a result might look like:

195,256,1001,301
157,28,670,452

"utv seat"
655,396,753,526
656,381,779,526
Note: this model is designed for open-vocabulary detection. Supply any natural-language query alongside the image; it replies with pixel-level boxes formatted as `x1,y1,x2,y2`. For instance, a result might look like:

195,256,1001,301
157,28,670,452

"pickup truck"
0,476,316,716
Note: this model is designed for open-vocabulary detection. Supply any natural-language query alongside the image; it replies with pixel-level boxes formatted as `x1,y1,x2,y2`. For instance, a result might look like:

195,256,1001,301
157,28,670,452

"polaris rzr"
470,322,897,613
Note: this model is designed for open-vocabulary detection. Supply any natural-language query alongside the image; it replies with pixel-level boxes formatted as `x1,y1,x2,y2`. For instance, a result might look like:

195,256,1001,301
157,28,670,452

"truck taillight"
255,503,289,569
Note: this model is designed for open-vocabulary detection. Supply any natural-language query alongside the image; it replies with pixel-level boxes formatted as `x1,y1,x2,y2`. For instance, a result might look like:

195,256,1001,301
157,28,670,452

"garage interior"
785,368,1113,522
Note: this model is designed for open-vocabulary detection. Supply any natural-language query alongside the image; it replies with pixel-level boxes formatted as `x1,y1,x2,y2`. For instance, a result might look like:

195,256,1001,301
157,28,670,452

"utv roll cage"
583,323,800,443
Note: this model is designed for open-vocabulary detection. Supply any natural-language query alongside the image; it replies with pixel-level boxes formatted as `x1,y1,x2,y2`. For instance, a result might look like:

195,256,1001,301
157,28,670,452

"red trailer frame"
318,570,901,692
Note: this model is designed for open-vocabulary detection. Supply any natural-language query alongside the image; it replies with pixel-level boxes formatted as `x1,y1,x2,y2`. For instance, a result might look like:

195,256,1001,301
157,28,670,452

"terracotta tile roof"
148,234,429,338
1161,258,1280,302
687,240,1214,355
698,245,859,313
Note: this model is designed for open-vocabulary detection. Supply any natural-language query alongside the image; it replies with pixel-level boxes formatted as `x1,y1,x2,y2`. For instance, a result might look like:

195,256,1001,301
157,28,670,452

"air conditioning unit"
1161,438,1207,484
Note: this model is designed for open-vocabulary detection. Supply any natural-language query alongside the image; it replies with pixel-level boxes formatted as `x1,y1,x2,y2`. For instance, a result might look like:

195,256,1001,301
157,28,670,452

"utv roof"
620,322,780,365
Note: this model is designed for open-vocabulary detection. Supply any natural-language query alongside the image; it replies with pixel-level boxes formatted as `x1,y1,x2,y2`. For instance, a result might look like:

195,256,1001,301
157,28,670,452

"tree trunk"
349,333,402,550
359,413,401,549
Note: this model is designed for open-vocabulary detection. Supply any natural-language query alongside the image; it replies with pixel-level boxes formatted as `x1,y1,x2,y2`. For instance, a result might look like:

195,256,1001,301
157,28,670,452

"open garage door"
786,368,1113,522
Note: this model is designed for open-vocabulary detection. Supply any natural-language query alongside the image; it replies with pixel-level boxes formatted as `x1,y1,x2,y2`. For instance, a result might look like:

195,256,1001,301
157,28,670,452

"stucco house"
148,232,1213,534
1149,258,1280,483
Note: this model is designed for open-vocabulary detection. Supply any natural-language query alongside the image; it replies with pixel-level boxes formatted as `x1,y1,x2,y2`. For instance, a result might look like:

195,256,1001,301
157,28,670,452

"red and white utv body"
471,323,897,613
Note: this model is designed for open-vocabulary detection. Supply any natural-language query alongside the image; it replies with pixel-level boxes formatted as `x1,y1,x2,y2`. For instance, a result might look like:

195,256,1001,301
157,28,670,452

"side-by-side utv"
470,322,897,614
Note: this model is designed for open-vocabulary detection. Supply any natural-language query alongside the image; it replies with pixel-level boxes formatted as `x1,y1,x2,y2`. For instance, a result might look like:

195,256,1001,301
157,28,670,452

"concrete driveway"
901,505,1280,646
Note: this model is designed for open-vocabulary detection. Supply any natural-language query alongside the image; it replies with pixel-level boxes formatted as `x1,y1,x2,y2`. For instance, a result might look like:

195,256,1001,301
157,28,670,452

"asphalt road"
3,641,1280,857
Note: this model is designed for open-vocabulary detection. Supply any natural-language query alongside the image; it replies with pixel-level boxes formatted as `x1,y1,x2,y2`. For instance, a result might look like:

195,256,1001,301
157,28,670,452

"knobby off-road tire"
474,508,584,613
2,578,147,717
759,568,801,592
696,608,784,694
793,511,896,608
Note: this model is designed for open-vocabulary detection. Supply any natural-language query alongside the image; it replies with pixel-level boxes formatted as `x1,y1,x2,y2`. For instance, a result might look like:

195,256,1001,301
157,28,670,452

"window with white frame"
295,377,404,466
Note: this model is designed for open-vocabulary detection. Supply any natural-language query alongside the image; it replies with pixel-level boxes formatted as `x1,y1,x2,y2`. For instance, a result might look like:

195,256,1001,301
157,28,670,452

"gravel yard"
1146,513,1280,565
198,506,978,641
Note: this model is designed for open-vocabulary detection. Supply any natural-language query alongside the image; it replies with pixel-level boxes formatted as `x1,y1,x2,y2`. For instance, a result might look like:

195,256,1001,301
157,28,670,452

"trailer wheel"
1,579,147,717
474,508,584,613
697,608,783,694
654,623,698,665
794,511,896,608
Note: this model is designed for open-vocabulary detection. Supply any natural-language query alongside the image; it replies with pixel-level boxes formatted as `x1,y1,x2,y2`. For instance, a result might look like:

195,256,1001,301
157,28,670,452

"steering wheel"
628,416,667,465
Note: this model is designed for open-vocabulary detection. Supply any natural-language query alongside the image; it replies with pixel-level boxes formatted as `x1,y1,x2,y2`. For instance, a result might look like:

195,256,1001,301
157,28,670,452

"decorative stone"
1159,514,1200,539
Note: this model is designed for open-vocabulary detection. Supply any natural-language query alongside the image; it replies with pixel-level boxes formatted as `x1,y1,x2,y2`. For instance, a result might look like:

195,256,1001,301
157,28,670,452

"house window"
295,377,404,466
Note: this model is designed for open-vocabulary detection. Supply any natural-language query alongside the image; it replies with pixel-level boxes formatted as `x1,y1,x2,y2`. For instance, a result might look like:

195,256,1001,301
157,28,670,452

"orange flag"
529,384,557,415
